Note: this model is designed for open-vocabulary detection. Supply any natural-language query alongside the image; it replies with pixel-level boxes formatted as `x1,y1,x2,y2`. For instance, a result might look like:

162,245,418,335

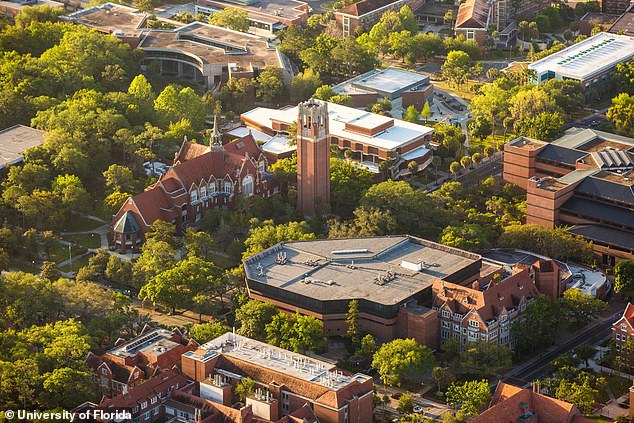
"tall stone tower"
297,100,330,216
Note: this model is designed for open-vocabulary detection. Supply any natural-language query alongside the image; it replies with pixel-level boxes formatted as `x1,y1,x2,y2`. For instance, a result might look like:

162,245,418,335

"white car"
413,405,423,413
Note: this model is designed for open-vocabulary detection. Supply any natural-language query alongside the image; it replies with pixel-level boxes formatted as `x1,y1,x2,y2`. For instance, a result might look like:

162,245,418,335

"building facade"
297,100,330,216
182,333,373,423
613,303,634,367
86,328,197,398
503,128,634,264
334,0,423,37
601,0,634,14
111,130,276,251
241,100,434,178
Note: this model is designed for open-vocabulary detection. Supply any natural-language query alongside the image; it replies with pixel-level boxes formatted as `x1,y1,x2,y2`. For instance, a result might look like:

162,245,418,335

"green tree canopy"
372,338,436,386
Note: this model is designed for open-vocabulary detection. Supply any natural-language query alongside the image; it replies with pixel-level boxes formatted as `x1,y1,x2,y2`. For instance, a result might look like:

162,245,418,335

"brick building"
243,235,484,348
613,303,634,366
601,0,634,14
111,128,276,251
96,369,195,422
182,333,373,423
432,266,542,348
241,100,434,178
334,0,422,37
332,67,433,110
503,127,634,265
86,328,197,398
472,382,595,423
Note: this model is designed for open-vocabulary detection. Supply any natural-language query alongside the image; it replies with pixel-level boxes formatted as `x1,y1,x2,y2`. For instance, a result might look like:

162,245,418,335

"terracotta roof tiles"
455,0,489,29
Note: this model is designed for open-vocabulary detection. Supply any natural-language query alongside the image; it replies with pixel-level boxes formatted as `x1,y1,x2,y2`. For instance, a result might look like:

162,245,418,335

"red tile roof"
175,139,211,163
455,0,489,29
338,0,402,16
472,382,592,423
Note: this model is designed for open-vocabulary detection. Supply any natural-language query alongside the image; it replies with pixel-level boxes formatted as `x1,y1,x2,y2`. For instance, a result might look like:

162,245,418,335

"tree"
449,161,461,177
357,334,376,358
183,228,215,260
432,367,455,394
132,239,176,287
243,220,315,259
441,51,472,87
103,164,136,194
291,313,327,353
314,85,337,101
209,8,249,32
614,59,634,95
512,295,562,358
290,68,322,102
607,93,634,136
453,341,512,378
189,321,229,343
445,380,491,417
372,338,436,386
330,158,374,217
235,300,278,339
555,378,597,414
459,156,472,169
421,101,432,122
39,367,95,409
615,260,634,297
154,85,206,130
235,377,255,402
255,67,286,102
398,394,414,414
139,272,189,314
575,345,596,368
403,105,419,123
132,0,153,11
561,288,608,329
346,299,360,349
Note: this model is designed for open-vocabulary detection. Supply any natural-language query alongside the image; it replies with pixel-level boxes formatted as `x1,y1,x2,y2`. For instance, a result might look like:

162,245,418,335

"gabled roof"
537,144,588,166
338,0,402,17
616,303,634,330
175,139,211,163
113,210,140,234
455,0,489,29
472,382,593,423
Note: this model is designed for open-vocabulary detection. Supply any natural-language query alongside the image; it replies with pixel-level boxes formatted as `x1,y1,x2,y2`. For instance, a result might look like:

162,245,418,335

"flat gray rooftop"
244,236,480,305
0,125,44,169
334,67,430,97
106,328,179,358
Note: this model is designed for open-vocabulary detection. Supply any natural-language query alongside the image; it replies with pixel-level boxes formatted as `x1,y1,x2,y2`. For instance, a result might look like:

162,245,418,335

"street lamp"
68,243,72,273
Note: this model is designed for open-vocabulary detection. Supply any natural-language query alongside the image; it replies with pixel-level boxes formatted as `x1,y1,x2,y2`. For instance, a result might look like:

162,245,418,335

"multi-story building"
332,67,433,110
96,369,195,423
243,235,485,348
241,99,434,178
111,129,276,251
609,9,634,37
66,6,293,89
472,382,595,423
0,125,44,172
334,0,423,37
601,0,634,15
454,0,491,46
432,266,541,348
86,328,197,398
528,32,634,98
503,127,634,265
182,332,373,423
194,0,309,35
613,303,634,366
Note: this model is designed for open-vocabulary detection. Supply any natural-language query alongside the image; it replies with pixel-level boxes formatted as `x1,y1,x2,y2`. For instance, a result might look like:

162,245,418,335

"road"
504,312,620,386
564,107,610,130
455,158,503,188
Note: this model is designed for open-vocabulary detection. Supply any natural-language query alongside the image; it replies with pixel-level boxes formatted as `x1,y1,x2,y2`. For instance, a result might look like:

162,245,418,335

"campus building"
182,332,373,423
528,32,634,99
0,0,63,19
332,67,433,110
194,0,309,35
613,303,634,367
503,127,634,264
243,235,484,348
0,125,44,172
609,9,634,36
334,0,423,37
601,0,634,15
112,129,276,251
472,382,595,423
85,327,197,398
241,99,434,178
66,6,293,89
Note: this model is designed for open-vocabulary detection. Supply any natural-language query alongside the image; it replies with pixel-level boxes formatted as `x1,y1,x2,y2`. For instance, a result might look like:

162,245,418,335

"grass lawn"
587,417,612,423
606,373,630,398
61,216,103,233
11,259,41,274
49,241,87,264
63,233,102,249
434,81,476,101
59,252,94,274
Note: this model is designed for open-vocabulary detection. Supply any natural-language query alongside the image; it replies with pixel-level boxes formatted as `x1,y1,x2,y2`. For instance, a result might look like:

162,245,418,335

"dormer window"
200,186,207,199
209,182,216,194
141,401,147,410
190,190,198,204
258,161,265,173
224,181,232,194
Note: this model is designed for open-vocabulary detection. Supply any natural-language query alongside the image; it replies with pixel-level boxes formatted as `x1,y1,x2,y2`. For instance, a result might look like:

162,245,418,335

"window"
190,190,198,204
200,186,207,199
209,182,216,194
466,30,475,40
150,396,157,405
622,324,628,331
141,401,147,410
101,368,107,375
224,181,232,194
469,320,479,328
441,321,450,328
242,175,254,196
143,412,149,420
132,407,139,414
617,333,621,341
258,161,265,173
442,310,450,318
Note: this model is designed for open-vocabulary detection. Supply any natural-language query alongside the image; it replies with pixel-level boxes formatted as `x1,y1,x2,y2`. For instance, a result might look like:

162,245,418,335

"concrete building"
472,382,595,423
503,127,634,264
297,100,330,216
528,32,634,98
241,100,434,178
0,125,44,171
112,129,276,251
194,0,309,35
334,0,422,37
0,0,63,19
182,332,373,423
64,3,148,41
332,67,433,110
85,328,197,398
243,235,485,348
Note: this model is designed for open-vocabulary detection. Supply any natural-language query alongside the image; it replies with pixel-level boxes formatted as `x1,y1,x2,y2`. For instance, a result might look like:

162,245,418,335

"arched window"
242,175,254,196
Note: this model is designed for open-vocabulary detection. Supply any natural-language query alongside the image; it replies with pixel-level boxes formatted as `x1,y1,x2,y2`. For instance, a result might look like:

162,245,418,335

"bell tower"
297,100,330,216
